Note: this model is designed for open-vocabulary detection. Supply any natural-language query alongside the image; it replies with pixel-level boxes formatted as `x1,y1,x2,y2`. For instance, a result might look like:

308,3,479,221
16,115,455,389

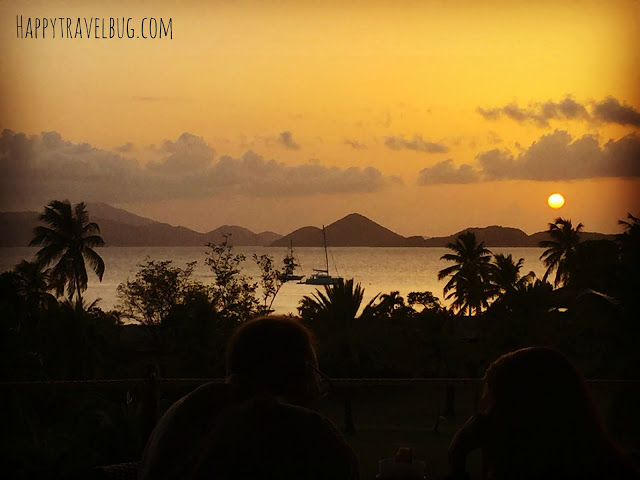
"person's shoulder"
140,382,231,480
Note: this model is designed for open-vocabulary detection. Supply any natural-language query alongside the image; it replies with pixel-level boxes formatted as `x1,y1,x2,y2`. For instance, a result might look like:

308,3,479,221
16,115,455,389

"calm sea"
0,246,547,315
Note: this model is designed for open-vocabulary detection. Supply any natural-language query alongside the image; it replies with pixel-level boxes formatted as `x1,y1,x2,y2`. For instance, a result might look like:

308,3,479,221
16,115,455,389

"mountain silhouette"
0,204,281,247
270,213,417,247
0,204,615,247
423,225,614,247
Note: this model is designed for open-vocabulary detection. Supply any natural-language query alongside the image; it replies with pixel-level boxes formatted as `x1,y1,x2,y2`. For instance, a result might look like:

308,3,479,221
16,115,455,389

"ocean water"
0,246,548,315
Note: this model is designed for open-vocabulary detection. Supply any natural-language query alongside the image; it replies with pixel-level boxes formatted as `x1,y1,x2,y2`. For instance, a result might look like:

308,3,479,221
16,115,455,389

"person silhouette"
447,347,639,480
140,315,358,480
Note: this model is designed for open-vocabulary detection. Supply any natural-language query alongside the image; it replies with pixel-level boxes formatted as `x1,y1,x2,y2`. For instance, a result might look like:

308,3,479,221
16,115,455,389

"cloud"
344,139,367,150
417,159,480,185
416,130,640,185
592,97,640,127
0,130,401,210
487,131,503,145
384,135,448,153
151,133,215,173
114,142,135,153
476,96,640,127
278,131,300,150
477,131,640,180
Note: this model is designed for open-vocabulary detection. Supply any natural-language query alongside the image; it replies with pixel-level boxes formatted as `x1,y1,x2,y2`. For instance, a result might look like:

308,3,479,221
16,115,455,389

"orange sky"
1,0,639,236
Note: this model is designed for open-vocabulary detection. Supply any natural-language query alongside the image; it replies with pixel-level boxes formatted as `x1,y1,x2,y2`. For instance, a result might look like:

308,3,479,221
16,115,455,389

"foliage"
116,259,206,330
539,217,583,287
362,291,410,320
490,253,535,296
437,232,494,315
10,260,58,310
407,291,445,313
617,212,640,308
299,278,366,325
299,279,372,375
29,200,105,304
205,235,259,322
253,253,285,313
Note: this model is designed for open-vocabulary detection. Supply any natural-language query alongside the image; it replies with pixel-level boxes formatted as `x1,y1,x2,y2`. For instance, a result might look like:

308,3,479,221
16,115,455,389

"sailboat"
278,239,305,282
302,226,343,285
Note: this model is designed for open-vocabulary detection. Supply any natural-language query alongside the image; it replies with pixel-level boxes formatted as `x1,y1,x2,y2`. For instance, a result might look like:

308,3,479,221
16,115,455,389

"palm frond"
84,247,106,280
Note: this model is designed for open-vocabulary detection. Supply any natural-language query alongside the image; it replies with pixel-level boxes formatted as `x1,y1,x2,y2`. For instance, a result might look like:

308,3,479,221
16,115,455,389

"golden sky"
1,0,639,236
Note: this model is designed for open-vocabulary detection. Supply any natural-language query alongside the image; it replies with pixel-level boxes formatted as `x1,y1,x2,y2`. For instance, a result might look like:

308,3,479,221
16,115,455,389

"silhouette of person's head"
479,346,636,479
483,346,593,426
225,315,320,408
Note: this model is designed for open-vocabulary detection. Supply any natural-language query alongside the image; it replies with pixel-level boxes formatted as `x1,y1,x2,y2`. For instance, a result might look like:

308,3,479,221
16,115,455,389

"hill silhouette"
423,225,614,247
271,213,419,247
424,226,532,247
0,204,615,247
0,204,281,247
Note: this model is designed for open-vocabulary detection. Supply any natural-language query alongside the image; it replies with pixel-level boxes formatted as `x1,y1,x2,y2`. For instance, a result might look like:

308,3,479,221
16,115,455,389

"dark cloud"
151,133,215,173
114,142,135,153
477,130,640,180
477,107,501,120
592,97,640,127
487,131,503,145
417,159,480,185
417,130,640,185
344,139,367,150
278,131,300,150
477,96,600,127
384,135,448,153
0,130,401,210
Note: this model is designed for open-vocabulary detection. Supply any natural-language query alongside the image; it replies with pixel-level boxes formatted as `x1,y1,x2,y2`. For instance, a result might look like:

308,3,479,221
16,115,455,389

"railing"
2,375,639,434
3,376,639,479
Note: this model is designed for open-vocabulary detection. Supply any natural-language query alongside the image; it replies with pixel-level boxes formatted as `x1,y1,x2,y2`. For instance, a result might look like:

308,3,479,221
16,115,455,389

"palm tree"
491,253,536,296
12,260,57,309
539,217,583,287
300,278,366,340
299,278,372,433
367,290,411,320
30,200,105,305
618,212,640,266
437,232,493,315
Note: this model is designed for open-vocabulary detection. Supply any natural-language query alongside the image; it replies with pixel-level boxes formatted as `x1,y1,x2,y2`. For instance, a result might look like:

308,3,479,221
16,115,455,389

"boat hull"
301,276,344,285
279,274,305,282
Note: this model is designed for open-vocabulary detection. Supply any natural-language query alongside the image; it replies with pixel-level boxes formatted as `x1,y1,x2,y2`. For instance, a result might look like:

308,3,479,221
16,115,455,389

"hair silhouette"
478,347,638,479
189,315,358,480
225,314,320,408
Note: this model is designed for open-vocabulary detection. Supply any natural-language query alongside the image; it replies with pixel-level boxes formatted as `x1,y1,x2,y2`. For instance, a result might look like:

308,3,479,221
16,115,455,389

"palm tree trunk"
342,336,356,434
75,272,83,307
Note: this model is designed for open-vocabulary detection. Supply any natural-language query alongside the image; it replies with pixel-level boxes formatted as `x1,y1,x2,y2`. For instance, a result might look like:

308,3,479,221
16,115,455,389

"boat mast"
322,225,329,273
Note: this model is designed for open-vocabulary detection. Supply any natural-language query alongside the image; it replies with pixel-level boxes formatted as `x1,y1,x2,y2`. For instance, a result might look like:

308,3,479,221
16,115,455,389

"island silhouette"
0,202,615,248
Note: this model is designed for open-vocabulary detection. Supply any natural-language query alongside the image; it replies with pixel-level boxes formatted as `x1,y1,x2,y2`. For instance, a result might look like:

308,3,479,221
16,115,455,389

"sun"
547,193,565,209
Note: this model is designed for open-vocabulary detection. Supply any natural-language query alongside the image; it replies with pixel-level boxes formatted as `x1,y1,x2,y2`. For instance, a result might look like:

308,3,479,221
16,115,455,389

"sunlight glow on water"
0,246,547,315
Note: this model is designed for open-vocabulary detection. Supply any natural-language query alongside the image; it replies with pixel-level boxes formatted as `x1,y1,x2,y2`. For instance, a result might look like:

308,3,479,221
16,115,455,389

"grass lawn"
316,384,484,479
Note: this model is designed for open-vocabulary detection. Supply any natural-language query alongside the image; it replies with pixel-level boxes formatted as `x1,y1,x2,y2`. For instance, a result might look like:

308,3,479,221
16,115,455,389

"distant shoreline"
0,204,616,248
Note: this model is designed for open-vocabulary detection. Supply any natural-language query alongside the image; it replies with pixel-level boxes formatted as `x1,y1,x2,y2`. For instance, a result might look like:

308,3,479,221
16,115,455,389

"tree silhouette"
437,232,493,315
299,278,372,433
30,200,105,305
618,212,640,267
12,260,57,310
539,217,583,287
617,212,640,314
117,258,205,332
491,253,535,296
205,235,259,322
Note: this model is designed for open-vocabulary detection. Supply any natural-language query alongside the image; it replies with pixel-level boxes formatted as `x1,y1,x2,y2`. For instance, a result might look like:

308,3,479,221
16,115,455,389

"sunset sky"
1,0,639,237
